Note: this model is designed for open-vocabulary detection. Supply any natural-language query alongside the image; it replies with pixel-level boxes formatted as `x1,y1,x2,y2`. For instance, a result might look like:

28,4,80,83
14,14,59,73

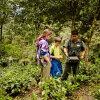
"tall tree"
85,1,100,70
0,0,13,57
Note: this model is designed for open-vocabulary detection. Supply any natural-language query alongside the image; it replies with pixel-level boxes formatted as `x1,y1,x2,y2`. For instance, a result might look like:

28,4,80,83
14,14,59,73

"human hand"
56,56,63,59
66,56,70,61
59,56,63,59
80,55,84,60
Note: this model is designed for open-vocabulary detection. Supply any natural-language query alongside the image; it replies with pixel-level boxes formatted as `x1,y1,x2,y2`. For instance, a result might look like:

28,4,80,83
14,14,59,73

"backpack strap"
68,39,71,49
78,39,82,43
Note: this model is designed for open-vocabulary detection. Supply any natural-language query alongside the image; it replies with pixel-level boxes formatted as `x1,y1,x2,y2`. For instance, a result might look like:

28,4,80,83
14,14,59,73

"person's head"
37,29,52,41
71,30,79,41
44,29,52,40
54,37,61,46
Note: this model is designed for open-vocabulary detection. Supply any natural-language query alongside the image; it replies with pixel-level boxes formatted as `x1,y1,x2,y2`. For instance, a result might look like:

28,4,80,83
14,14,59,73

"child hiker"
50,37,63,78
36,29,52,81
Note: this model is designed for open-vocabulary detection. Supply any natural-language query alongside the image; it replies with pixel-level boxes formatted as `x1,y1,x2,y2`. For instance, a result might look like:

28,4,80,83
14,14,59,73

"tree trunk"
85,7,100,71
71,0,75,31
85,42,89,71
0,24,3,57
72,16,75,31
71,0,82,31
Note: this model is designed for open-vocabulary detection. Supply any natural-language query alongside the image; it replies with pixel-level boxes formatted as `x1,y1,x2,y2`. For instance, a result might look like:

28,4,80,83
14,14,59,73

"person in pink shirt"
36,29,52,81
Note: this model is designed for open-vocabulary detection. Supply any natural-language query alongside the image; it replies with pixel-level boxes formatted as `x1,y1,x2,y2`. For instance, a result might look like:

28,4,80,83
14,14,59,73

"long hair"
37,29,52,41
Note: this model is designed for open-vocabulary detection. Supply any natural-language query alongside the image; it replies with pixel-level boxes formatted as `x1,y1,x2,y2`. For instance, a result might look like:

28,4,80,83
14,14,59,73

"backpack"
67,39,83,62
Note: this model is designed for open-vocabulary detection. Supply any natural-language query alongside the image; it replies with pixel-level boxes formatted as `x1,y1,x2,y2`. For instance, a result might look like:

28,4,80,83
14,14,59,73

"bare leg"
41,63,51,81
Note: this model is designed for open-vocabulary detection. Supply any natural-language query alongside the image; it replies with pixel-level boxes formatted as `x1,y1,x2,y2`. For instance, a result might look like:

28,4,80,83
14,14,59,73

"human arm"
64,47,68,57
40,40,51,64
43,55,51,65
80,41,86,60
51,55,63,59
63,40,69,57
80,50,85,60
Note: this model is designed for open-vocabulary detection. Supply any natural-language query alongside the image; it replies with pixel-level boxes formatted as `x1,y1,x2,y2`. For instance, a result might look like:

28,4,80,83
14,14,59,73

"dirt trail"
73,85,95,100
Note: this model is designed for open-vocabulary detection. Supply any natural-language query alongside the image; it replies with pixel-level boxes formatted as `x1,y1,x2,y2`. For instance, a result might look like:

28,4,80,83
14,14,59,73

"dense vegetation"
0,0,100,100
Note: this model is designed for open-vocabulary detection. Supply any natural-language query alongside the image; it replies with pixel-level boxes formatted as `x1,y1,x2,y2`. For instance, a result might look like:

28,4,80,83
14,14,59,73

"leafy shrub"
94,89,100,100
0,57,8,67
32,91,39,100
71,74,90,86
80,61,100,76
0,89,12,100
40,77,80,100
40,78,67,100
88,62,100,76
62,80,79,97
90,73,100,83
0,63,41,95
79,61,87,74
1,40,22,60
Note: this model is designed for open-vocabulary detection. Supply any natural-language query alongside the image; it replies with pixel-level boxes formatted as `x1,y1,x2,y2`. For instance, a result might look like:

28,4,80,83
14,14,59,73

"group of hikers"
36,29,85,82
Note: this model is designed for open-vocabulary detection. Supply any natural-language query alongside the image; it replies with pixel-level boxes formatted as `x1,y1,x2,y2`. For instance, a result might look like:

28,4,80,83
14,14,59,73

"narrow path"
73,85,95,100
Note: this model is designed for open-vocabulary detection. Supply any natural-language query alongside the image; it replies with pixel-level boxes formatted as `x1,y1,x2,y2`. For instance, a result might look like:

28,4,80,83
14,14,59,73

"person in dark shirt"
61,30,85,80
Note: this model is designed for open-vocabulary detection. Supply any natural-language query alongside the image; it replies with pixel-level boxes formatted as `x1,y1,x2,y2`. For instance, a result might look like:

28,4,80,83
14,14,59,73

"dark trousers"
61,61,79,80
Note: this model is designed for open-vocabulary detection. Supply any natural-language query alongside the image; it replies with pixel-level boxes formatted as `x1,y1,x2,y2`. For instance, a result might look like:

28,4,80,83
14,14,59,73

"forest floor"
13,82,98,100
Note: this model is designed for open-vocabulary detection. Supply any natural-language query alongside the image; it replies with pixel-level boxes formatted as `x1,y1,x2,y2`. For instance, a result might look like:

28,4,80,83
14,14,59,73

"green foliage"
79,61,87,74
90,74,100,83
62,80,79,96
0,57,8,67
0,0,100,99
0,89,12,100
0,60,99,99
94,89,100,100
74,74,90,85
89,31,100,65
39,77,84,100
77,61,100,85
80,61,100,76
88,62,100,76
1,36,37,65
0,64,41,95
32,91,39,100
0,0,13,24
1,39,22,60
40,78,67,100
